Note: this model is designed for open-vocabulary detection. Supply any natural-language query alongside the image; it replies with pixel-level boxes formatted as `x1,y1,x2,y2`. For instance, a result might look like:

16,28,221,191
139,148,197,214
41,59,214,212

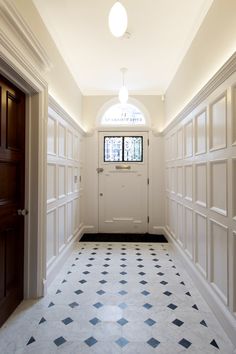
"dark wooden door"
0,74,25,327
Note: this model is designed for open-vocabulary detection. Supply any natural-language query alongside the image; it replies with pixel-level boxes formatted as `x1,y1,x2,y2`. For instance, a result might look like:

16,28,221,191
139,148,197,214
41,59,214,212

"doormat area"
80,233,168,243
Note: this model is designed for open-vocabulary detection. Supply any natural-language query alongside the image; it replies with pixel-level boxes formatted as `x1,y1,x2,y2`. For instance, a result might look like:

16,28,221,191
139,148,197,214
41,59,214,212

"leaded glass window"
101,104,145,125
104,136,143,162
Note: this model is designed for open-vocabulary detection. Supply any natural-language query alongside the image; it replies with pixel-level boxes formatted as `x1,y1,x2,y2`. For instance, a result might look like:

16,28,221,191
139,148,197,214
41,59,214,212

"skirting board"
45,226,85,293
163,227,236,348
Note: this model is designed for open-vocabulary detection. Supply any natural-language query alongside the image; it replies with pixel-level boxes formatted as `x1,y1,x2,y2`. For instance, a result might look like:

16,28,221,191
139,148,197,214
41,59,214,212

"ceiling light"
119,68,128,104
108,1,128,38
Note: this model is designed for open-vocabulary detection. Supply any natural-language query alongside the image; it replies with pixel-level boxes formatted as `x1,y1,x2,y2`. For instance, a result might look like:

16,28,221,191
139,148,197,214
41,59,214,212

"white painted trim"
163,52,236,134
46,226,85,289
163,226,236,348
82,225,97,233
0,0,52,71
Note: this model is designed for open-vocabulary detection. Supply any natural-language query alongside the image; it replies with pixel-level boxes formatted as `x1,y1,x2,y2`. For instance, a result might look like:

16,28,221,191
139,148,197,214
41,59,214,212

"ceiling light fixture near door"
108,1,128,38
119,68,128,104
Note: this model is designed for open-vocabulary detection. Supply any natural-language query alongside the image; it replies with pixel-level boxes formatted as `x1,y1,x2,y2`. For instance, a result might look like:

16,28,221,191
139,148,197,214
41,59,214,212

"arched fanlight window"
101,103,145,126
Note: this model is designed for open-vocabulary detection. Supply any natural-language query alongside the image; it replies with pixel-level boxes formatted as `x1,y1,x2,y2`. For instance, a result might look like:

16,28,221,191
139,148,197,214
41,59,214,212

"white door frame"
0,0,49,298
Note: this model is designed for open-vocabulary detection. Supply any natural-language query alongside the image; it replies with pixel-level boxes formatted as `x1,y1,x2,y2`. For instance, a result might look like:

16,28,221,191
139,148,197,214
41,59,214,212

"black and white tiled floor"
0,242,234,353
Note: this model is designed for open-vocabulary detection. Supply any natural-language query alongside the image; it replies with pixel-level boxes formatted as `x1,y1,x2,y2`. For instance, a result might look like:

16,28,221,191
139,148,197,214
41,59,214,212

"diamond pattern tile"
147,338,160,348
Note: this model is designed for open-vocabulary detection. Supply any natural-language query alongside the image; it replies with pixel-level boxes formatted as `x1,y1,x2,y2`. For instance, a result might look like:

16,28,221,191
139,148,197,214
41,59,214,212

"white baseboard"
82,225,97,233
151,226,166,235
45,226,85,292
163,226,236,349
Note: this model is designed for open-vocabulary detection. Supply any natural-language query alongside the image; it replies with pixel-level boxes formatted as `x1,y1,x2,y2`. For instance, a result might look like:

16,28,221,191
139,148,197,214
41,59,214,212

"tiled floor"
0,242,234,353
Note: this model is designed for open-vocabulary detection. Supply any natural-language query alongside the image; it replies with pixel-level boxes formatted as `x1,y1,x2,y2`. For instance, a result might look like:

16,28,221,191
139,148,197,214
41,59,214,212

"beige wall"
13,0,83,125
82,95,164,131
165,0,236,126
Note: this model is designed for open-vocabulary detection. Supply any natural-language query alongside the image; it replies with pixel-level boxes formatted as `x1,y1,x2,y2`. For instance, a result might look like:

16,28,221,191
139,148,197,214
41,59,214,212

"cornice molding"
0,0,52,72
163,52,236,135
49,95,86,136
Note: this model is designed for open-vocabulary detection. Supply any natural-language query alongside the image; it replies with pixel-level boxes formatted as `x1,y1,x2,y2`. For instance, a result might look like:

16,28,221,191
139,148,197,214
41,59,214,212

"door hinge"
147,178,149,185
147,216,149,224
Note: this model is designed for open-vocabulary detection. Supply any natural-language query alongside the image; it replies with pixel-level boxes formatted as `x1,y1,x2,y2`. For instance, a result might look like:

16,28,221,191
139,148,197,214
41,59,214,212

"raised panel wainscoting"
46,98,85,288
164,66,236,346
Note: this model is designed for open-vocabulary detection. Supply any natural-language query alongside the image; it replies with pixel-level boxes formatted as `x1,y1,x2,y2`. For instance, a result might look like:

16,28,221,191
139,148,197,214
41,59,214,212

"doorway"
0,74,25,326
98,131,148,233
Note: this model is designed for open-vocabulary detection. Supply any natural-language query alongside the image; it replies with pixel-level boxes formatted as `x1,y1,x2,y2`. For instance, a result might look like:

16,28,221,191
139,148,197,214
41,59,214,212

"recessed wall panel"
233,87,236,145
185,207,193,258
210,220,228,303
170,199,177,237
195,110,206,155
67,201,73,241
58,205,66,251
184,121,193,157
47,116,56,155
210,160,227,215
196,163,207,207
47,210,56,265
210,94,227,150
67,166,73,195
177,166,183,197
74,167,79,192
177,128,183,159
74,135,79,161
195,213,207,277
58,124,66,158
177,203,183,246
58,165,66,198
233,159,236,219
73,198,79,233
185,165,193,201
171,167,176,193
47,164,56,203
67,130,73,159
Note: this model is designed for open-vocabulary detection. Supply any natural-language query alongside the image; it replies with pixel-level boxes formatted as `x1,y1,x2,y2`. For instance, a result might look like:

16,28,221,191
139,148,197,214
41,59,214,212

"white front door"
98,131,148,233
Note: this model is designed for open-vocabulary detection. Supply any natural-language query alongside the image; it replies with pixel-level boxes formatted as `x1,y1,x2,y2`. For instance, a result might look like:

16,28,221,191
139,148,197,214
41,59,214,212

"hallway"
0,242,233,353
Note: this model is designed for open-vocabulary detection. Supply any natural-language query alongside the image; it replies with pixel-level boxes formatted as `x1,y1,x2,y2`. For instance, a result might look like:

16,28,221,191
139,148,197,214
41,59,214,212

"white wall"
165,0,236,126
46,102,85,287
164,69,236,345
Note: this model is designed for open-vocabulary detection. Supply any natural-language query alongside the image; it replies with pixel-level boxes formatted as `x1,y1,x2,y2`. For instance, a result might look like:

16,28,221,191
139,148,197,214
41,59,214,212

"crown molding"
163,52,236,135
49,95,86,135
0,0,52,72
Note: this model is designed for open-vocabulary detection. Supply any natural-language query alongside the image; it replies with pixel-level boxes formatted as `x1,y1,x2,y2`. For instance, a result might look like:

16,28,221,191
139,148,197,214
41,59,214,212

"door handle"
116,165,131,170
17,209,29,216
96,168,104,173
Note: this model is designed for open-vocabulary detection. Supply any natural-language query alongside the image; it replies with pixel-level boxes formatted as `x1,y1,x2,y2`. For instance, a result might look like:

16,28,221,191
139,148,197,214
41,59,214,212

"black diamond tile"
86,264,92,267
121,252,126,255
117,318,128,326
69,301,79,308
93,302,103,309
163,291,172,296
85,336,97,347
120,271,127,275
54,336,66,347
97,290,105,295
139,272,146,276
67,271,72,274
150,253,156,256
152,258,159,262
136,258,143,261
149,248,155,251
62,279,67,283
137,264,144,268
192,304,199,310
186,291,191,296
48,302,54,308
200,320,208,327
157,272,164,276
136,253,141,255
172,318,184,327
140,280,148,285
71,264,75,267
168,303,178,310
56,289,61,294
79,279,87,284
180,281,185,285
105,258,110,261
119,290,127,295
120,280,127,284
210,339,219,349
101,271,108,275
179,338,191,349
91,252,96,255
120,264,127,268
103,264,110,267
119,302,127,309
121,248,126,250
99,279,107,284
106,252,111,255
143,303,152,309
89,317,101,325
116,337,129,348
89,258,95,261
27,337,36,345
176,272,180,276
147,338,160,348
135,248,140,250
160,281,168,285
39,317,46,324
121,258,127,261
155,265,161,268
141,290,150,296
75,289,83,295
62,317,73,325
83,271,90,275
144,318,156,326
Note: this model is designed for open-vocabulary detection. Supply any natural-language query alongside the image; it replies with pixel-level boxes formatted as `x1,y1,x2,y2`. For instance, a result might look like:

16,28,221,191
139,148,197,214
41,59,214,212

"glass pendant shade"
119,85,129,104
108,1,128,38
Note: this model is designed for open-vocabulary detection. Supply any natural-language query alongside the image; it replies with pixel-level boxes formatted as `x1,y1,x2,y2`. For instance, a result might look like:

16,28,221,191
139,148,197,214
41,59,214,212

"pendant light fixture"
119,68,128,104
108,1,128,38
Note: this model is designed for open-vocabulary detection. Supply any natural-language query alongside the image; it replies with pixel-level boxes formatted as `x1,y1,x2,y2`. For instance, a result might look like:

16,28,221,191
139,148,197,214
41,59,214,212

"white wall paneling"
195,109,207,155
210,160,228,216
209,93,227,151
47,103,85,286
195,163,207,207
164,69,236,345
195,212,207,277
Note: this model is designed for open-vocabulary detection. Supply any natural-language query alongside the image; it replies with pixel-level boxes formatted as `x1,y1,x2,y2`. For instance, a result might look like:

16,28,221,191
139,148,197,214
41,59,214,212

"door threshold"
80,233,168,243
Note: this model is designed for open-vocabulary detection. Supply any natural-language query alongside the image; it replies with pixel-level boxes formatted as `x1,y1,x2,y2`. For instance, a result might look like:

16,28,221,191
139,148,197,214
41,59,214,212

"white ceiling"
33,0,213,95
